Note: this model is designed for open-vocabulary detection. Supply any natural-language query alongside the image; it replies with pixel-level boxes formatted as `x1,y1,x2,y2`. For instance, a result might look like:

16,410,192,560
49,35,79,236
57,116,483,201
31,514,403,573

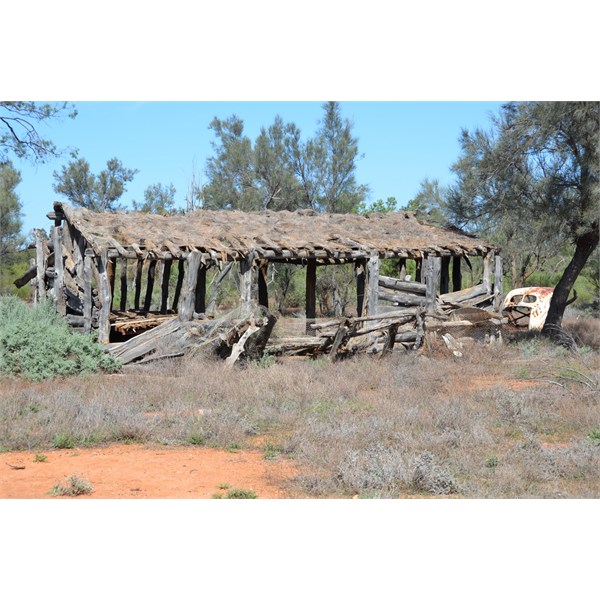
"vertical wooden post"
355,258,366,317
483,250,494,295
172,259,185,312
160,259,172,314
425,256,441,310
96,250,112,344
398,258,407,281
83,252,93,334
107,257,116,311
134,259,143,311
494,254,503,311
34,229,46,302
240,258,253,315
415,257,423,283
452,256,462,292
258,262,269,309
440,256,450,295
143,260,157,311
119,258,128,311
179,250,201,321
194,263,206,314
306,259,317,334
52,225,66,316
367,250,380,316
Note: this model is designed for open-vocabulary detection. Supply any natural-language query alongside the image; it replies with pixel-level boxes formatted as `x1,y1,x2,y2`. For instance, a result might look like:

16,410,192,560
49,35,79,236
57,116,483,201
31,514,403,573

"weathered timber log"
440,256,450,295
194,263,206,314
452,256,462,292
329,318,351,361
143,260,157,312
172,259,185,311
380,322,399,357
367,251,380,316
356,258,366,317
439,283,487,304
34,229,47,301
258,262,269,309
107,257,116,311
52,226,66,316
494,254,503,311
96,251,112,344
264,337,326,356
244,312,277,360
306,258,317,334
378,290,428,307
240,258,252,316
425,256,441,310
134,259,143,311
13,265,37,288
206,262,233,314
225,324,260,368
120,258,128,311
83,253,93,333
161,259,172,314
483,250,494,295
179,251,201,321
378,275,426,295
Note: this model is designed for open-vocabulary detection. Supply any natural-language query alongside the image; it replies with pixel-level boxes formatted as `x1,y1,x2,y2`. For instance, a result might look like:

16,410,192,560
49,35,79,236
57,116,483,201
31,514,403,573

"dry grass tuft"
1,330,599,498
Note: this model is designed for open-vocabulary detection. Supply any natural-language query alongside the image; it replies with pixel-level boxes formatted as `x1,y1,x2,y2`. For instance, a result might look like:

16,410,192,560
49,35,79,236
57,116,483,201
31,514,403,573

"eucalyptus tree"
53,155,138,212
448,101,599,333
133,182,178,215
0,101,77,164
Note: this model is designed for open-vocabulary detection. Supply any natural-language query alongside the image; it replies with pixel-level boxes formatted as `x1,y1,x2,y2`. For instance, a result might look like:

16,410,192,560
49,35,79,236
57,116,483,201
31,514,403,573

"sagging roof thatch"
52,201,495,262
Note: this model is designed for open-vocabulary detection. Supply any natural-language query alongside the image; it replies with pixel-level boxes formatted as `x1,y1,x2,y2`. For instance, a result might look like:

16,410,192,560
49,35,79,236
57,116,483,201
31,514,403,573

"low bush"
0,296,120,381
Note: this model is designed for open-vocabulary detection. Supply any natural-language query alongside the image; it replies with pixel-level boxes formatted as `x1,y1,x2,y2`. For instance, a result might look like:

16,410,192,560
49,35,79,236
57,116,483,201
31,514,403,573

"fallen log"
378,275,426,295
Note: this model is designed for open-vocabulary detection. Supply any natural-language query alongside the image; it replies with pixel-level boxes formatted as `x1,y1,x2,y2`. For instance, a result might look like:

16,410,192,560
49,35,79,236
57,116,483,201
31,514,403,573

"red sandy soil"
0,443,300,499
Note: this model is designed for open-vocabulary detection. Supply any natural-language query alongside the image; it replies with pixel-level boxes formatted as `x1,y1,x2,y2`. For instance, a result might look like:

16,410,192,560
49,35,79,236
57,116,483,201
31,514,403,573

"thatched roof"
52,201,496,263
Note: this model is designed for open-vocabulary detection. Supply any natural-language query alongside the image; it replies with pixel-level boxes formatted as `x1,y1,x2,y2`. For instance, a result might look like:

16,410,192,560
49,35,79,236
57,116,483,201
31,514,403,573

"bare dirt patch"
1,443,300,499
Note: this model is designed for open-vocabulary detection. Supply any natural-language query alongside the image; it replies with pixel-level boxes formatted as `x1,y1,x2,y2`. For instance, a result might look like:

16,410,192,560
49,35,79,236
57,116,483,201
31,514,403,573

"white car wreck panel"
501,287,554,331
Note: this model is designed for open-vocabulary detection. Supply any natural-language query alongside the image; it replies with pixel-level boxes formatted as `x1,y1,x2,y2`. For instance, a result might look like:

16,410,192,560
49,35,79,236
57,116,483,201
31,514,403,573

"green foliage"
52,432,75,449
225,488,257,499
357,197,398,215
587,429,600,446
0,101,77,164
0,162,24,260
53,155,138,212
133,182,179,215
405,179,450,227
34,454,48,463
0,296,121,381
448,101,599,329
49,474,93,497
201,102,368,214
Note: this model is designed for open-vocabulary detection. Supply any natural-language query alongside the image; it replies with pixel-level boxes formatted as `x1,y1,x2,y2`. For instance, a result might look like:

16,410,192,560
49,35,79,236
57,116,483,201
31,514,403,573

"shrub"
49,474,93,497
225,488,257,499
0,296,120,381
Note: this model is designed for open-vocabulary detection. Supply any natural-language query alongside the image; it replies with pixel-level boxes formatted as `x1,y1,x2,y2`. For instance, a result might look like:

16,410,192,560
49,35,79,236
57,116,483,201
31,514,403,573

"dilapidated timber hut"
27,201,502,347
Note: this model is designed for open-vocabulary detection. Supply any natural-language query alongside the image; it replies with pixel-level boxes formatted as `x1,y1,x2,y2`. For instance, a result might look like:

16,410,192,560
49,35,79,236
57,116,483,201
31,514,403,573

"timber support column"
258,261,269,309
425,256,441,311
440,256,450,295
52,225,66,316
305,258,317,334
367,250,380,316
452,256,462,292
83,251,93,334
483,250,494,295
194,263,206,315
355,258,366,317
494,254,503,311
179,250,201,321
240,257,253,316
34,229,46,302
96,250,112,344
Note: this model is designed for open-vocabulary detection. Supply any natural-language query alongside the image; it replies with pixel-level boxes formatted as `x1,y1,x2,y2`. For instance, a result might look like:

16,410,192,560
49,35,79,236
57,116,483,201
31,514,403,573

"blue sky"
14,101,503,235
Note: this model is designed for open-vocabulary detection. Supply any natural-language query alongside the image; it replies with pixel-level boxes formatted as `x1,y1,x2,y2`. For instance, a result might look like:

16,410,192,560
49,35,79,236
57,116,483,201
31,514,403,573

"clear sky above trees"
14,101,504,234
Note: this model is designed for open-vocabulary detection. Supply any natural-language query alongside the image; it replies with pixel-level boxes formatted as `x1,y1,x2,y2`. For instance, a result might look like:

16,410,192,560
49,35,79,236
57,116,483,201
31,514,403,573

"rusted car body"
501,287,554,331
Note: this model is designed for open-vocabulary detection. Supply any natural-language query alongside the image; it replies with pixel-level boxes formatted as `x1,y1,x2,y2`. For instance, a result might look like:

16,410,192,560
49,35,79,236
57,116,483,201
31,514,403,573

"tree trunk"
542,223,599,336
